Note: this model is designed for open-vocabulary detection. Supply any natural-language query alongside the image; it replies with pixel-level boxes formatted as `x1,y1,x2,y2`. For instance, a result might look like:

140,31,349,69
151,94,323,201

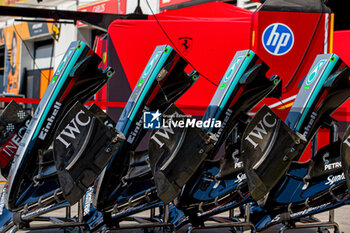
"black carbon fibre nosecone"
242,53,350,202
5,41,113,211
176,50,282,210
93,45,198,211
201,51,282,158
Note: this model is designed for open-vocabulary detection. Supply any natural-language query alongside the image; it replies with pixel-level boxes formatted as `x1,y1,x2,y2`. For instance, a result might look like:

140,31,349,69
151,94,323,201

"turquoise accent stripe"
106,45,173,170
209,50,255,132
32,42,87,139
123,45,173,135
296,55,339,131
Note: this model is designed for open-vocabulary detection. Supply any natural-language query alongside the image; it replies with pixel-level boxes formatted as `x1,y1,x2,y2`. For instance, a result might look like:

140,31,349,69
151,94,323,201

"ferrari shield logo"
178,37,193,54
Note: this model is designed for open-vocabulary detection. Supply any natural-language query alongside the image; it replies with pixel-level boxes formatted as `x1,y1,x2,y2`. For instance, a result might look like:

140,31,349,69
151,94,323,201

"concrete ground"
1,179,350,233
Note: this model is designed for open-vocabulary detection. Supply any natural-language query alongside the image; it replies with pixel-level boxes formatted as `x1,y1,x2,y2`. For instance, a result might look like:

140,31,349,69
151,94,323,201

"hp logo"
262,23,294,56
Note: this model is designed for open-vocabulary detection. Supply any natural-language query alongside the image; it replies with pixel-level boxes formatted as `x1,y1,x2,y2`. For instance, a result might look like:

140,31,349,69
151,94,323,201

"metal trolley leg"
187,204,256,233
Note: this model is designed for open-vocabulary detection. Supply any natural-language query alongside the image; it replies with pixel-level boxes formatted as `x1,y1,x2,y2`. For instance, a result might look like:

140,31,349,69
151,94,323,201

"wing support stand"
186,204,256,233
